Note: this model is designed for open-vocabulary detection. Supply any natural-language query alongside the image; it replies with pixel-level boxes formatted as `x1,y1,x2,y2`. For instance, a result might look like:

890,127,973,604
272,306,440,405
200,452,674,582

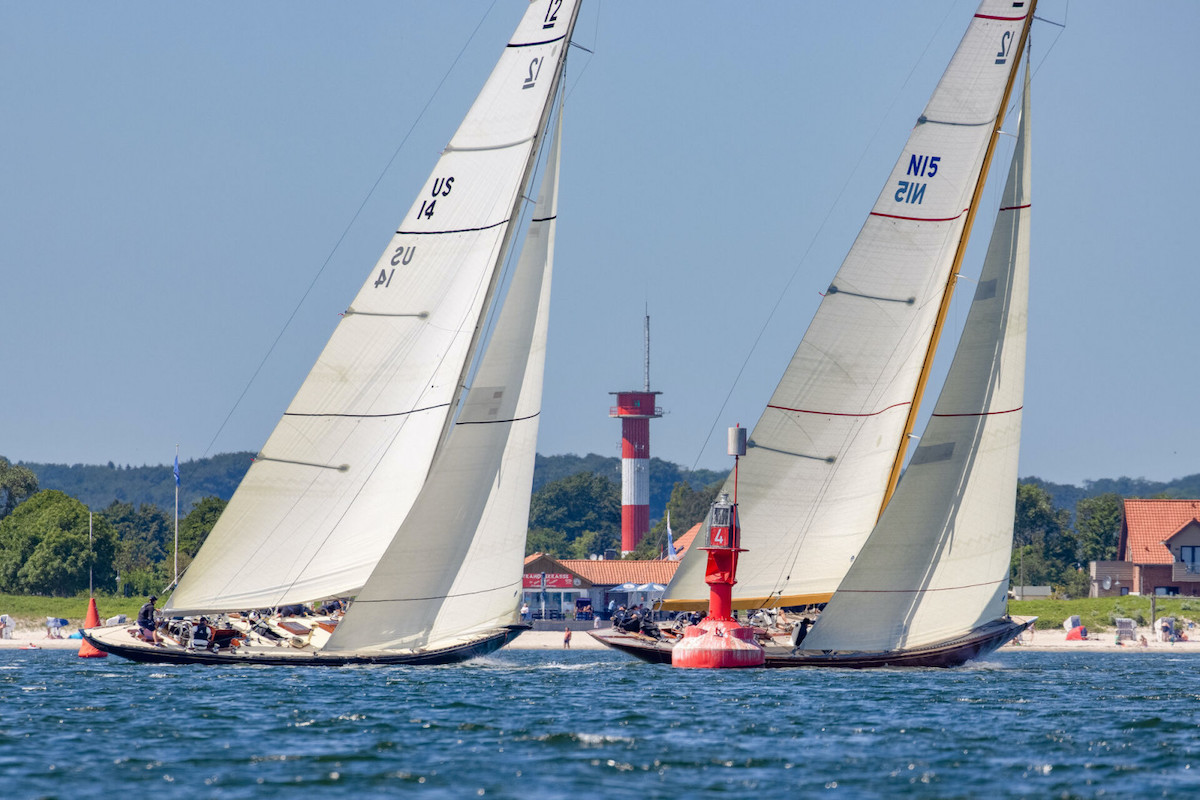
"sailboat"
84,0,582,665
593,0,1037,668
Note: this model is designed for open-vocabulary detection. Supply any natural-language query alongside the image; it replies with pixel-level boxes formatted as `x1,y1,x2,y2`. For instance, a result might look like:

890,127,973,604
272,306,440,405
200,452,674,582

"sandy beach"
3,625,1196,654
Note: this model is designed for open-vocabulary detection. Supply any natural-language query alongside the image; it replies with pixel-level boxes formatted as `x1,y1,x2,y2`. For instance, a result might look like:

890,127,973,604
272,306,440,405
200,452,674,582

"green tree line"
0,458,227,597
5,451,1192,599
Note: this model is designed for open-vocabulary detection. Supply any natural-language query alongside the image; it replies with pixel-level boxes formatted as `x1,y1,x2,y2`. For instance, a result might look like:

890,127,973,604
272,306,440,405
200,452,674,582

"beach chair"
0,614,12,639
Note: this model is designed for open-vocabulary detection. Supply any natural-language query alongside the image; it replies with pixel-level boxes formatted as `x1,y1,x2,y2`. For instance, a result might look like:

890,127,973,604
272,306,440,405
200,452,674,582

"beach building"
1090,499,1200,598
520,523,703,619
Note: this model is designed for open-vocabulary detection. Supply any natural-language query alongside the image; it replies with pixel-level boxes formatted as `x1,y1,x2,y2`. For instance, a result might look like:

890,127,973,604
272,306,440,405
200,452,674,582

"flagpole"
89,511,94,596
174,444,180,586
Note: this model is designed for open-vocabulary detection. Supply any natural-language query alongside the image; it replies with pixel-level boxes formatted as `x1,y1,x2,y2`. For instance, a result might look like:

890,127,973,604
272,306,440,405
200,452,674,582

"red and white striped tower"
610,314,662,555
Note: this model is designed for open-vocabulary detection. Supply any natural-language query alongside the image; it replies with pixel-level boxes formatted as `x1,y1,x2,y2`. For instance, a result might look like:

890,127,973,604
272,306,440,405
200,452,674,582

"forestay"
804,66,1031,653
169,0,580,614
664,0,1034,611
326,99,565,653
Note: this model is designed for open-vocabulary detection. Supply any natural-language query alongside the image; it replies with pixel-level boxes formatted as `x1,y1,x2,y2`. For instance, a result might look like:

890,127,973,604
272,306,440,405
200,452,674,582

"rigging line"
465,75,564,397
686,2,958,473
201,0,500,458
564,0,601,102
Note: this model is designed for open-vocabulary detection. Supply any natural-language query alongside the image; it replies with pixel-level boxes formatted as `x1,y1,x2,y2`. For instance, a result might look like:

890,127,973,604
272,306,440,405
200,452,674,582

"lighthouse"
610,314,662,555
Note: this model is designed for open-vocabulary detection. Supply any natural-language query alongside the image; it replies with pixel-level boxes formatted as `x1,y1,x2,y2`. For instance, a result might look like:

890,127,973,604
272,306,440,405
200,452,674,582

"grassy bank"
4,593,1197,637
1009,596,1200,632
0,593,146,629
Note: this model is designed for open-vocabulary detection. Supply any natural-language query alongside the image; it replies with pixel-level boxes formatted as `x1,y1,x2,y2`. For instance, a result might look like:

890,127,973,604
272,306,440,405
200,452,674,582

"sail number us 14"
374,244,415,289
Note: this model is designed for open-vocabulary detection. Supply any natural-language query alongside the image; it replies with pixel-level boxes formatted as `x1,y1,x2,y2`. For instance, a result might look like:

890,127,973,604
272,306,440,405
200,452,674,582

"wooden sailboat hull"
589,617,1034,669
82,624,530,666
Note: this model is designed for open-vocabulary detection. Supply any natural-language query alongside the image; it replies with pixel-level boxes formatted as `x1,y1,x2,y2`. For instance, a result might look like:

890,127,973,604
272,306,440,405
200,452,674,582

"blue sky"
2,1,1196,487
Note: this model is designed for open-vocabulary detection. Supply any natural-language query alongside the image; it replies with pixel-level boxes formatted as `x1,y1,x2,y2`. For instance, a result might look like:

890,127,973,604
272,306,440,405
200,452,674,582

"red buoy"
77,597,107,659
672,427,764,669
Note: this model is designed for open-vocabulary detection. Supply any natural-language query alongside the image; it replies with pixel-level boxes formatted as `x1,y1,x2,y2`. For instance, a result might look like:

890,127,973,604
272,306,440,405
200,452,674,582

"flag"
666,510,677,560
173,454,180,487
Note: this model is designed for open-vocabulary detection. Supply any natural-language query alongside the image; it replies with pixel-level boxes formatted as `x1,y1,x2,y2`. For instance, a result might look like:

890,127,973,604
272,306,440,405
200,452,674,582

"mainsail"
169,0,580,615
326,102,564,652
664,0,1035,610
803,65,1031,653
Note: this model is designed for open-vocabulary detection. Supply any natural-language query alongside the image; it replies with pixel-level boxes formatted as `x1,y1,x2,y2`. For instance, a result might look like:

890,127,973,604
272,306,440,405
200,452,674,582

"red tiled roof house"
1092,499,1200,597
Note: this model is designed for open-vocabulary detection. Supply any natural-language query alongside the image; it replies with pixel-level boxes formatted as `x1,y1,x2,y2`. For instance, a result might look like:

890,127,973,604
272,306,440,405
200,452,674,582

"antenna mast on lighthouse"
610,310,663,555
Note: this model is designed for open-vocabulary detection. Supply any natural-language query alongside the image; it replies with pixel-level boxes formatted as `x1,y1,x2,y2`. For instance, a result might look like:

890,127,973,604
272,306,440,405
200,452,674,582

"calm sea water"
3,648,1198,799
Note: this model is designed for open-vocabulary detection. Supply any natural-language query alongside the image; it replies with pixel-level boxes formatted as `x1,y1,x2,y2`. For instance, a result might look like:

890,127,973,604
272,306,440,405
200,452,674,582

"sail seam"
506,34,568,49
353,579,519,605
531,214,557,223
975,13,1027,21
283,402,450,419
446,135,535,153
396,218,510,236
869,208,968,223
931,406,1022,418
918,117,993,127
767,401,910,418
455,411,540,426
837,578,1006,594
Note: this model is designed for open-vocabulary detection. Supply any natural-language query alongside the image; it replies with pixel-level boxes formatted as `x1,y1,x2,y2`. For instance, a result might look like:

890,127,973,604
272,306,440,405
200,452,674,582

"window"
1182,547,1200,574
1155,586,1180,597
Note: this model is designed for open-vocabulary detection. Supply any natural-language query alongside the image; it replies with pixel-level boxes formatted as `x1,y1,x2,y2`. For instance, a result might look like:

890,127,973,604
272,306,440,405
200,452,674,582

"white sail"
169,0,580,614
804,65,1031,653
326,98,565,653
664,0,1034,610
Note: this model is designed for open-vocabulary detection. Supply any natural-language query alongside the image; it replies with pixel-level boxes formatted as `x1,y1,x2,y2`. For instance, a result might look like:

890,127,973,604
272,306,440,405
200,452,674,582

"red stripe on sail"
999,203,1031,211
870,208,968,223
975,14,1027,21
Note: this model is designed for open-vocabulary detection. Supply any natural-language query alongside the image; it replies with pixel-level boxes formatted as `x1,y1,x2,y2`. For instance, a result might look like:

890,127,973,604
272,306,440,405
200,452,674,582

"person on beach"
137,595,161,645
563,627,572,649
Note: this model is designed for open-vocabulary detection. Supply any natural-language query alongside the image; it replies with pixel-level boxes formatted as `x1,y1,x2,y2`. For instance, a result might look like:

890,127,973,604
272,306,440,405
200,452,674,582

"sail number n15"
894,154,940,205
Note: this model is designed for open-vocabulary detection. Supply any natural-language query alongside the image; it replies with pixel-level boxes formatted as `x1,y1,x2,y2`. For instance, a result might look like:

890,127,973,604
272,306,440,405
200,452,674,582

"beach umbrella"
635,583,667,593
615,582,639,592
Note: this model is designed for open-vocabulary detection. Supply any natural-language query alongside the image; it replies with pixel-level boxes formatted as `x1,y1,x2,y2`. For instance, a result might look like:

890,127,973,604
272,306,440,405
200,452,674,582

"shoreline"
3,627,1197,654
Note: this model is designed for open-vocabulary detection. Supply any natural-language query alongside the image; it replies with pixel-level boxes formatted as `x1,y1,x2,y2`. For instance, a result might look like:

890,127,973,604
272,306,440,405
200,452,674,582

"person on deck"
137,596,161,645
192,617,213,651
791,618,812,653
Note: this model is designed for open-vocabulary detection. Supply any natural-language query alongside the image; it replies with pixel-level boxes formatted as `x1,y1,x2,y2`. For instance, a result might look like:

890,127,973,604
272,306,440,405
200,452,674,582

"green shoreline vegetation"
1,592,145,630
5,454,1200,626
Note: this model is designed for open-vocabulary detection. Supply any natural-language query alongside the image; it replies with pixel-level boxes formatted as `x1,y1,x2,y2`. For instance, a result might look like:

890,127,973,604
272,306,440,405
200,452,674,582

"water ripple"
4,649,1200,797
